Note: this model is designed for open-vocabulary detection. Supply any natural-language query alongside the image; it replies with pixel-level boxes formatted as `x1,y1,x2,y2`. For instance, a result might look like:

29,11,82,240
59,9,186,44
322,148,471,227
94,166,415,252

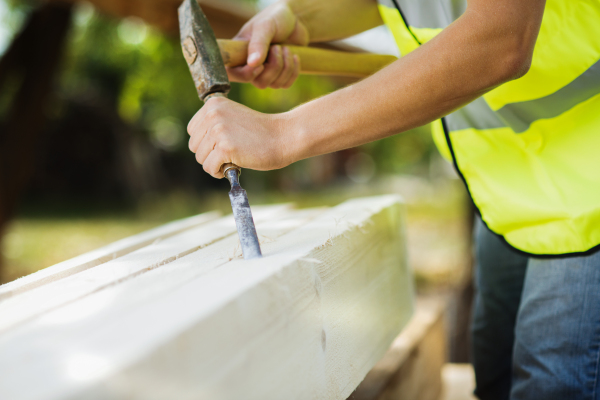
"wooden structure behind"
47,0,255,37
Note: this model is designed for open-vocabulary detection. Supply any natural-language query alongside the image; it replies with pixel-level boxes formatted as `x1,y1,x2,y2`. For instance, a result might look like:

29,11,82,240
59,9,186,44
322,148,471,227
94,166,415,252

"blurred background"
0,0,474,365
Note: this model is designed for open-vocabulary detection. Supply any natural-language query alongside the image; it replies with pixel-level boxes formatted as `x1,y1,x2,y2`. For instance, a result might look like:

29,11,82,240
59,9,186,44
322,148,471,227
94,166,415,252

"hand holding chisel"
178,0,396,260
179,0,262,260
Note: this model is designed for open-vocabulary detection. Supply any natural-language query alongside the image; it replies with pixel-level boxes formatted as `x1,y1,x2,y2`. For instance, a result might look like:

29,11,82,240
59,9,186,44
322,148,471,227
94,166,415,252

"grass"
1,218,158,282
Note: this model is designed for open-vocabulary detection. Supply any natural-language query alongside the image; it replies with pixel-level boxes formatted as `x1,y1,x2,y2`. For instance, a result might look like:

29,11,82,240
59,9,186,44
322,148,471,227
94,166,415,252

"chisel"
179,0,261,259
178,0,397,259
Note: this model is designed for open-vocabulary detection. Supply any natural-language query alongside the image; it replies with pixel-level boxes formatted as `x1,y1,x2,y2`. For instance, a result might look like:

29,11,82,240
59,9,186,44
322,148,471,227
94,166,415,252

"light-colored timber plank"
0,196,413,400
0,207,325,395
440,364,477,400
0,211,220,301
0,207,325,400
350,296,447,400
0,205,290,334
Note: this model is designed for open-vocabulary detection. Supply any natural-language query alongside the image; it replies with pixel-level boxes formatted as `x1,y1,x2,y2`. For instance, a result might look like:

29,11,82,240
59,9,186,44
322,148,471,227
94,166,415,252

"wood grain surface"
0,196,414,400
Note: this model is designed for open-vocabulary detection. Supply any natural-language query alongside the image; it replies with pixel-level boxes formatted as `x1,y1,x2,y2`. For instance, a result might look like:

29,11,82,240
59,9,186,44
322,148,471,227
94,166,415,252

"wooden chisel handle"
217,39,398,78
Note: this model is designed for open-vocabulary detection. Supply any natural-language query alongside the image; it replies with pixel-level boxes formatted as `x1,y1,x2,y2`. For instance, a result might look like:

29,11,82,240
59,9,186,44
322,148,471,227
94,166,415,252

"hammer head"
178,0,230,101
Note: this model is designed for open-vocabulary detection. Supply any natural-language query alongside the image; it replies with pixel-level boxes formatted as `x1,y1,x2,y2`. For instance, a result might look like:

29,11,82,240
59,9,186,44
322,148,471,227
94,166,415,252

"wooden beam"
350,297,447,400
0,205,290,333
0,196,413,400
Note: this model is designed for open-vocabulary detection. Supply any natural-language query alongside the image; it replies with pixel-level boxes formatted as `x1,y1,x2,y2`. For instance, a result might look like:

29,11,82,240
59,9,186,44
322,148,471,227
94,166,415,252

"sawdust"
222,234,282,261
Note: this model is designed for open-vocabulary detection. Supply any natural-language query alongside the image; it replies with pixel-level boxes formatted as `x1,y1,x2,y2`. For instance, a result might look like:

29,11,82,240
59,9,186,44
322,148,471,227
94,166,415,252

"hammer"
178,0,397,260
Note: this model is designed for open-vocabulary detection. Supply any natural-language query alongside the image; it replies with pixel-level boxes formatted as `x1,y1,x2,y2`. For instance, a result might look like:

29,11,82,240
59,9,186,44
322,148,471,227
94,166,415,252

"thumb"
246,20,276,67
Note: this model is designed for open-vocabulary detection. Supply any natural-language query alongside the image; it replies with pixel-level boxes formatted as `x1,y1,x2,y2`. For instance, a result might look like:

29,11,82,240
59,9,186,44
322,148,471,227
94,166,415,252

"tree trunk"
0,3,73,283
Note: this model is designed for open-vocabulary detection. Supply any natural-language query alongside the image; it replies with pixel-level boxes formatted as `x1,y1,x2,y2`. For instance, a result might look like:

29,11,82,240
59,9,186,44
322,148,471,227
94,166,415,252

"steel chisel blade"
227,171,262,259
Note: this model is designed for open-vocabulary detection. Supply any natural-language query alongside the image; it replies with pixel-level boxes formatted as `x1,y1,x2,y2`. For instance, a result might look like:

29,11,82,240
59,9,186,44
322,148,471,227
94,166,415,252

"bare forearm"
283,0,544,161
284,0,382,42
188,0,545,180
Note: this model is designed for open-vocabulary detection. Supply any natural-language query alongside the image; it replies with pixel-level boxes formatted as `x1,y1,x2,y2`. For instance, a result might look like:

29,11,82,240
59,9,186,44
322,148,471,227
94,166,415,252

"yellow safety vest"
378,0,600,257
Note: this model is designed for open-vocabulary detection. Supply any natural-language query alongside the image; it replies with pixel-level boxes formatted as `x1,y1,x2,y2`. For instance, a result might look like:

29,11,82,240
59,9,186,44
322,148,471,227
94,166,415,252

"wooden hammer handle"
217,39,397,78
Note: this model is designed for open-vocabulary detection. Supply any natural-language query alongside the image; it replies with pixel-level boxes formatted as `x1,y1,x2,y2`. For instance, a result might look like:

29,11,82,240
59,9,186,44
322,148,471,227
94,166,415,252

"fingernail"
248,52,261,64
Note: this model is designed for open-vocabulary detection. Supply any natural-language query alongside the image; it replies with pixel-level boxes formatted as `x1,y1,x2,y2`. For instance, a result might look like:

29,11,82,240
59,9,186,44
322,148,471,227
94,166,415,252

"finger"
286,19,310,46
252,45,284,89
188,122,210,155
188,99,224,152
271,47,295,88
203,149,226,179
187,105,211,136
234,20,254,41
188,127,206,153
194,124,219,165
195,140,215,167
282,54,301,89
226,64,265,83
247,20,276,67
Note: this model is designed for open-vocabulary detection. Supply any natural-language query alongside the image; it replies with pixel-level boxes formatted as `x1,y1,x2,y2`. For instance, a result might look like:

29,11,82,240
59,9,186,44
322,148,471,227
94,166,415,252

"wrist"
273,108,311,167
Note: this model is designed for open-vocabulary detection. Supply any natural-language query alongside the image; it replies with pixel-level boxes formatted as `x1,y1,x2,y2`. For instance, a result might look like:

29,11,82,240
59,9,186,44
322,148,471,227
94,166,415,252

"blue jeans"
471,219,600,400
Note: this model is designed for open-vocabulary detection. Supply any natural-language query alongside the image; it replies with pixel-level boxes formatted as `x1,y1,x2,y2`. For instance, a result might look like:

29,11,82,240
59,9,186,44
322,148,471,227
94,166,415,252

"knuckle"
206,107,223,121
262,19,276,37
212,122,226,136
205,109,217,121
257,17,270,30
213,107,223,117
220,139,234,153
260,63,274,75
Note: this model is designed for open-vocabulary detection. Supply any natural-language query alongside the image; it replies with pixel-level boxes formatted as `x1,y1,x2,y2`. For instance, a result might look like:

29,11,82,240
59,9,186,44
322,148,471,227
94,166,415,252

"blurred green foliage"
62,4,202,146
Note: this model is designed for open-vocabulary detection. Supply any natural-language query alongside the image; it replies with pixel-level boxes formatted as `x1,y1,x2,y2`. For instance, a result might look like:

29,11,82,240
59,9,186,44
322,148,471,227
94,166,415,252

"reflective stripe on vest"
378,0,600,256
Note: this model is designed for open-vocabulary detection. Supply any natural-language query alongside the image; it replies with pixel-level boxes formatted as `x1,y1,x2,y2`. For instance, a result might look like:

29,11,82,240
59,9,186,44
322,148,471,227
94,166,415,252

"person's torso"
378,0,600,256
